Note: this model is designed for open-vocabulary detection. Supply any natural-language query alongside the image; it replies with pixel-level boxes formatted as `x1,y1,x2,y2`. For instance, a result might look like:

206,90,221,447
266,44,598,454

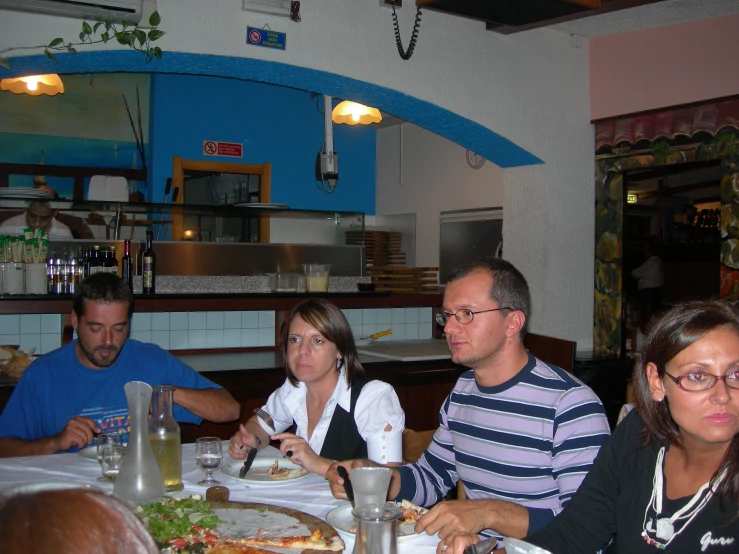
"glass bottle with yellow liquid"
149,385,184,492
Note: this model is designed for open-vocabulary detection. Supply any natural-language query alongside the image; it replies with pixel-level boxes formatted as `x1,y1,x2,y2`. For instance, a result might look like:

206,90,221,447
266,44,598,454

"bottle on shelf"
68,249,81,294
89,245,102,275
121,239,133,292
142,228,155,294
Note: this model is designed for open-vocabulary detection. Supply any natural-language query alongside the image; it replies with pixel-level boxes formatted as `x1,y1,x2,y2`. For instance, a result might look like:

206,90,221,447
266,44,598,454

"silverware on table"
253,408,275,432
336,465,355,508
463,536,498,554
238,445,259,478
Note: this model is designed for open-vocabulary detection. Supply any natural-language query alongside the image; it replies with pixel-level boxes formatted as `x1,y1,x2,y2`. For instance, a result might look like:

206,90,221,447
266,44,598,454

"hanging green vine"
650,140,671,165
0,11,164,70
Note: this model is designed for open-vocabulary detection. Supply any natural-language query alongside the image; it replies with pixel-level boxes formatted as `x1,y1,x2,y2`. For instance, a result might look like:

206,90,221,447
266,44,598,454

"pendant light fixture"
332,100,382,125
0,74,65,96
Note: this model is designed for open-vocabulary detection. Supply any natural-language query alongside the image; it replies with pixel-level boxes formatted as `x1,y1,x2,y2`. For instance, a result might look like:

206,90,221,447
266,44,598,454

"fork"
253,408,275,432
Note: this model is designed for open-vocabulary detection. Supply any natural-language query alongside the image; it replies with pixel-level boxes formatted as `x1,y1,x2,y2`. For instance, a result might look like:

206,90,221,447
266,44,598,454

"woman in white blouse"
228,299,405,476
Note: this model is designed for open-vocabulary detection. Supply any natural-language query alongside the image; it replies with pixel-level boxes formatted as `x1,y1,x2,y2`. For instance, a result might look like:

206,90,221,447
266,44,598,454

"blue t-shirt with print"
0,339,220,452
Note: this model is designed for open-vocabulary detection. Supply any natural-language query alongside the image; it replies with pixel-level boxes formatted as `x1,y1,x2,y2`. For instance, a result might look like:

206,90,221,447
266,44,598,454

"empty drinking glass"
195,437,223,485
349,467,392,508
96,431,122,464
101,444,126,482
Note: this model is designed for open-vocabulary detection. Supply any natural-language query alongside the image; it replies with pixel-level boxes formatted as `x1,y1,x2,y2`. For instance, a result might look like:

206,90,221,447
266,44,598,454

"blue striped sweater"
396,353,611,538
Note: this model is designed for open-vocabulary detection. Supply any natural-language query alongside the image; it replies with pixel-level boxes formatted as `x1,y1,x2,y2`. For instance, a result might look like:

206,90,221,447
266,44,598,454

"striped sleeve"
396,396,457,506
549,380,611,509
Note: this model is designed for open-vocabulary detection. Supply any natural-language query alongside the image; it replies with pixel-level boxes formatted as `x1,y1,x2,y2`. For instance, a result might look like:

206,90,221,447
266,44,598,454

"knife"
336,466,355,508
238,446,258,478
463,537,498,554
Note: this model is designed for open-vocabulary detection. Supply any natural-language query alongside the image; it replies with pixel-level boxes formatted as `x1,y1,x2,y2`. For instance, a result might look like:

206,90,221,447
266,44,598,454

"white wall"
0,0,595,349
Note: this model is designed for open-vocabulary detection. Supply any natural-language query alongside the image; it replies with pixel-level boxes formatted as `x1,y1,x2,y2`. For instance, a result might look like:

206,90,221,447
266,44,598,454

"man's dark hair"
446,257,531,336
73,273,134,319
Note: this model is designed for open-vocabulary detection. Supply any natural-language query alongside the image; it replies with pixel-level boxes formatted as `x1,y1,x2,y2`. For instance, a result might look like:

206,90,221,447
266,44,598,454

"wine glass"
195,437,223,485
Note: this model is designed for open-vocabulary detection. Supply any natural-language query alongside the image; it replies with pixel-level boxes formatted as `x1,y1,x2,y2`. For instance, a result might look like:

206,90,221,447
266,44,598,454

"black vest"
319,377,369,461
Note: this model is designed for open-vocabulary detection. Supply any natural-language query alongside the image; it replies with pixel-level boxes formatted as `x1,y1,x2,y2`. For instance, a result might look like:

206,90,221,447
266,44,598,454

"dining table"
0,442,441,553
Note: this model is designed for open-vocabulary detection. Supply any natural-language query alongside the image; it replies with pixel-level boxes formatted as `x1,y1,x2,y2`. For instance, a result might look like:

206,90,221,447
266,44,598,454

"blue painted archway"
2,50,542,169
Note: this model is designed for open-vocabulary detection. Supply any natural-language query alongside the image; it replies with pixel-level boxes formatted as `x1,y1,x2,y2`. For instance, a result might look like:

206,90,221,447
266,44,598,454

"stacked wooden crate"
366,266,439,292
346,230,439,292
345,230,405,267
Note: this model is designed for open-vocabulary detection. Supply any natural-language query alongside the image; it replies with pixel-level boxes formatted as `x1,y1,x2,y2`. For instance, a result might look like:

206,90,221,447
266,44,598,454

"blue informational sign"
246,27,286,50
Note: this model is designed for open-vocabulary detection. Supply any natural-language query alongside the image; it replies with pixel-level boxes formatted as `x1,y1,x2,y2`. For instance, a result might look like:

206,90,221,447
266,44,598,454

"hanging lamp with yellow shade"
331,100,382,125
1,74,65,96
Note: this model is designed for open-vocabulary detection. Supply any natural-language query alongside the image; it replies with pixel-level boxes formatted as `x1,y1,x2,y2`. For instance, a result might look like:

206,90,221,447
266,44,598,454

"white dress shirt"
260,368,405,464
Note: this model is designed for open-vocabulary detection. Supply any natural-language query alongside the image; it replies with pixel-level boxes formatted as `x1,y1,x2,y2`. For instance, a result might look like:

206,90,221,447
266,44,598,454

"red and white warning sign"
203,140,243,158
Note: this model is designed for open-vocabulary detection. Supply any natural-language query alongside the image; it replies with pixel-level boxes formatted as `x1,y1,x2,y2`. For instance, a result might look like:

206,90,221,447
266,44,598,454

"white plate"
78,442,127,461
221,458,310,486
326,502,426,543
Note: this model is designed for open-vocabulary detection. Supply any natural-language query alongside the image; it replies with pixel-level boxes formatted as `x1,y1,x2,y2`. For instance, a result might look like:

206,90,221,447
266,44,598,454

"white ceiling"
553,0,739,38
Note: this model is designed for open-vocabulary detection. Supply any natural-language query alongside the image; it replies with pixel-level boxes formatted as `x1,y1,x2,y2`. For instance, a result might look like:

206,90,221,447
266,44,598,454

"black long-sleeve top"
526,411,738,553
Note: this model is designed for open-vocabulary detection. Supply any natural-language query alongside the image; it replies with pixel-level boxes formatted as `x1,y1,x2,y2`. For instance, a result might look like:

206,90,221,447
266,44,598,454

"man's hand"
416,500,495,540
228,423,260,459
54,416,100,452
325,459,377,500
438,533,482,554
417,499,529,542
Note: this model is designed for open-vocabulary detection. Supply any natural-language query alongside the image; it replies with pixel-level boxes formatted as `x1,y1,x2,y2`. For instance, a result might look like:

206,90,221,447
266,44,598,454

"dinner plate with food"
221,458,309,486
326,499,432,544
139,495,343,553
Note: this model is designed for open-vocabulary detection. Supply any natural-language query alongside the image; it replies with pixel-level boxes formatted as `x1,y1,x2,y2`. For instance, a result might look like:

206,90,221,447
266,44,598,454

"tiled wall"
6,307,434,355
130,311,277,350
343,308,433,341
0,314,63,355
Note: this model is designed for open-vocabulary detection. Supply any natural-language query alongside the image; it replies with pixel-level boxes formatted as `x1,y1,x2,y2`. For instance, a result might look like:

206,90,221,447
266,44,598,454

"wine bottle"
121,239,133,292
142,228,156,294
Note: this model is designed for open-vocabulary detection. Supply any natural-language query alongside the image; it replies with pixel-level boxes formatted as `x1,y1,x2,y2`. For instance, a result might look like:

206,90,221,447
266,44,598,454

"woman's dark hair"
633,300,739,511
73,272,134,319
1,488,158,553
447,256,531,336
281,299,364,387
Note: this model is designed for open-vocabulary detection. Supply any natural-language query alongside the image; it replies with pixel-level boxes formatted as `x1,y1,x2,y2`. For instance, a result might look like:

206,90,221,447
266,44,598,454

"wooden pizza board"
208,501,345,553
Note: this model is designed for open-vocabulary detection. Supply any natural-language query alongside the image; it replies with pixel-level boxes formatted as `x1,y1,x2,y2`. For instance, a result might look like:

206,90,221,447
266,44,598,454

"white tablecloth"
0,443,440,553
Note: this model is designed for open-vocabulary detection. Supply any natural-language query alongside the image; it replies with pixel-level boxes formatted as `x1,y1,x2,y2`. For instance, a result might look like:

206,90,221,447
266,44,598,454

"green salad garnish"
138,495,223,544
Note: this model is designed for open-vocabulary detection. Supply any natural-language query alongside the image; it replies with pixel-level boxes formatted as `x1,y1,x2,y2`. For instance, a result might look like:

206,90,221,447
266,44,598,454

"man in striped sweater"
328,257,610,548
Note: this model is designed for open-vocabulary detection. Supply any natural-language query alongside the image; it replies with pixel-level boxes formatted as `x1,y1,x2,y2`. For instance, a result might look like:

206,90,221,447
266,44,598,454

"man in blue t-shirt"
0,273,240,457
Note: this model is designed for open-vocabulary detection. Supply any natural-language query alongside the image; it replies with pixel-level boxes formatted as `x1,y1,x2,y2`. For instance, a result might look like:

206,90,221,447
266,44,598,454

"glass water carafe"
114,381,165,503
352,503,401,554
148,385,184,492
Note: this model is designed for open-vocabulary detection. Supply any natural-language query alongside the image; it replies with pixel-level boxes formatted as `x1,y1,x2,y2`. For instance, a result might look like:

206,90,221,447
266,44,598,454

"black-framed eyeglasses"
662,369,739,392
435,307,513,326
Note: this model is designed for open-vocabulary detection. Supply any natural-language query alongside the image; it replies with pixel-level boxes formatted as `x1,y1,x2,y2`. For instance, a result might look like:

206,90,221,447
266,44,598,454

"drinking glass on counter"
195,437,223,485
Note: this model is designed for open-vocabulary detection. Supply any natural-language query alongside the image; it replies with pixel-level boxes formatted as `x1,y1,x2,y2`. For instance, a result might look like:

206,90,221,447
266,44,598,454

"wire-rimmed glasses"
435,307,512,326
662,369,739,392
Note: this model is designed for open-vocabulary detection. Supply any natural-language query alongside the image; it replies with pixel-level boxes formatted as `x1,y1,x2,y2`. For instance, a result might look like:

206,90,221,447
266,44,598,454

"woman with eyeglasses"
452,299,739,553
228,299,405,477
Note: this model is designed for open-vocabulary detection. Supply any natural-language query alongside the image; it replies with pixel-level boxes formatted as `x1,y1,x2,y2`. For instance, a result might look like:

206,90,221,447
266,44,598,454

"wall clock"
466,150,486,169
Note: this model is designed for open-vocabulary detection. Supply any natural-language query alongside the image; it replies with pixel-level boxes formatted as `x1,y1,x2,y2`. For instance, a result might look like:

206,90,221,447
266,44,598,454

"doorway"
621,159,721,354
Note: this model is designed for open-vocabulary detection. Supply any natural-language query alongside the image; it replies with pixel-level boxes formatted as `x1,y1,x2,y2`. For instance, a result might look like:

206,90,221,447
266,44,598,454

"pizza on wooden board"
140,496,344,553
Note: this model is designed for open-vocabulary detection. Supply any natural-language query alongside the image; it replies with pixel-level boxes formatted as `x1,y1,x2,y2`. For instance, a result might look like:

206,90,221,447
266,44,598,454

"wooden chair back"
524,332,576,373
